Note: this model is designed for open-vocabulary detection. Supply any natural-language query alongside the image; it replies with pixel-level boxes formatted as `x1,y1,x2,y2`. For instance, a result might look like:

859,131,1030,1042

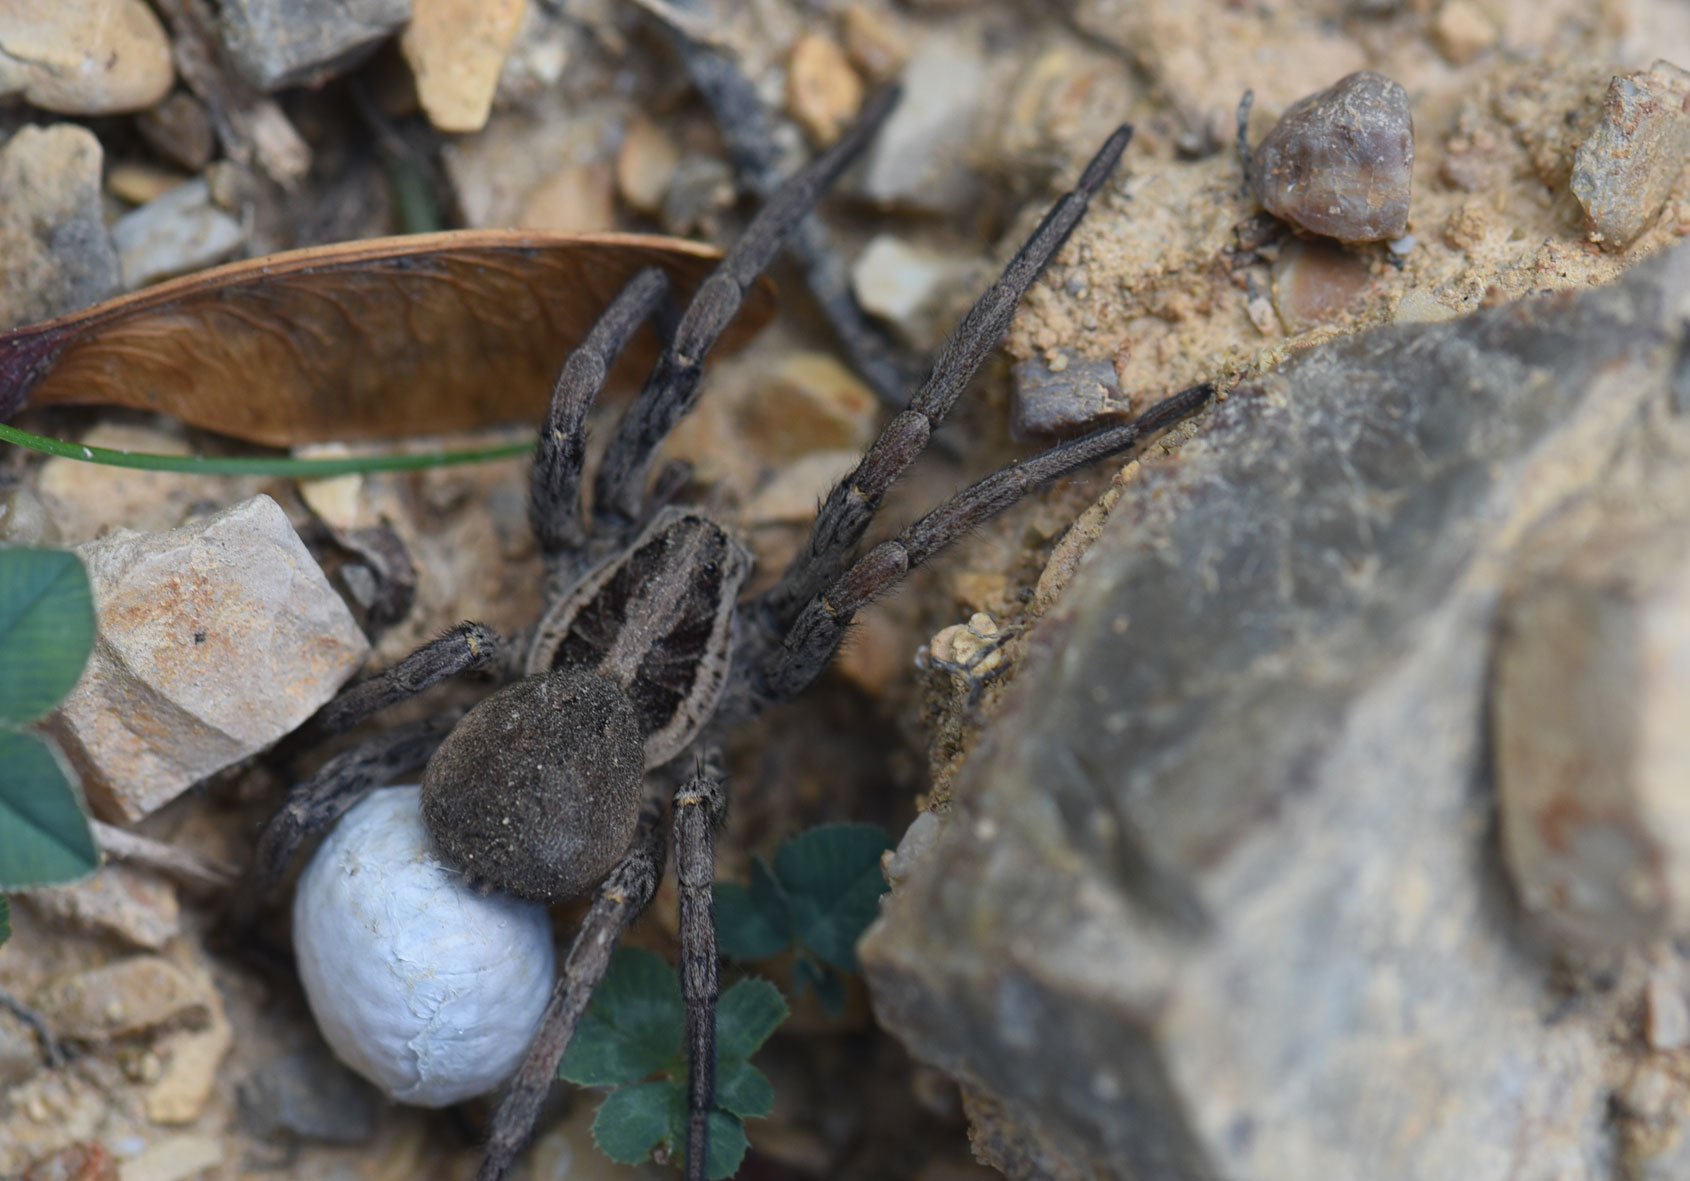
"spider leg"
645,0,916,409
673,756,727,1181
748,124,1137,646
755,382,1215,703
313,621,502,734
590,86,901,533
244,717,454,907
474,799,667,1181
529,265,675,569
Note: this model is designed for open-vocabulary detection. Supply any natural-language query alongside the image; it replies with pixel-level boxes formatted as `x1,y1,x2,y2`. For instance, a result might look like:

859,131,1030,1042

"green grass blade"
0,422,531,477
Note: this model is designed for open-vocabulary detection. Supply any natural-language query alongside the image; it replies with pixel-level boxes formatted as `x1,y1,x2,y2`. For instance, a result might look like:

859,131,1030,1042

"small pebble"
135,94,215,173
1433,0,1498,66
787,33,864,145
516,162,616,233
24,865,180,951
106,163,188,206
1250,70,1415,243
236,1046,377,1145
858,34,987,213
1010,350,1133,439
850,234,971,331
0,124,120,329
114,1135,222,1181
615,116,680,216
400,0,526,134
36,957,209,1041
841,3,907,82
219,0,409,91
1570,61,1690,250
110,178,245,289
738,351,877,462
0,0,174,115
660,154,735,237
1271,237,1374,332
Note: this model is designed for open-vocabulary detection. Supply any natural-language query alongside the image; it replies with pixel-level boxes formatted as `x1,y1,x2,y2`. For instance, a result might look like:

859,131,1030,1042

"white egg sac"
292,785,555,1107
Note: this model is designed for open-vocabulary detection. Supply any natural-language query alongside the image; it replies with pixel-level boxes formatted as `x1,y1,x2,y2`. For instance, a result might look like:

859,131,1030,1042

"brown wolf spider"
252,87,1212,1181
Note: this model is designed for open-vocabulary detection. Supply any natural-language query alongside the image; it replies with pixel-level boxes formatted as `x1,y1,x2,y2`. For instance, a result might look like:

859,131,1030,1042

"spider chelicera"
252,87,1212,1181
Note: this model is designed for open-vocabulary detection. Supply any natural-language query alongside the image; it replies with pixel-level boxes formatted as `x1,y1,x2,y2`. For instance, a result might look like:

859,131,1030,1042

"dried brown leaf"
0,230,775,447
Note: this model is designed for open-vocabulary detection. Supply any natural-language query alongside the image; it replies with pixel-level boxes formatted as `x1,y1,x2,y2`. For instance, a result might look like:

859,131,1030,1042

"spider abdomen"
420,668,644,902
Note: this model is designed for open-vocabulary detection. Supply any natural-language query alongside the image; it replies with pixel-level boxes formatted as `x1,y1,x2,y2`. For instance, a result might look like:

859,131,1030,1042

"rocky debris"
143,966,232,1125
135,94,216,174
401,0,525,134
0,125,120,330
1432,0,1499,66
116,1135,222,1181
1270,237,1375,332
23,866,181,952
218,0,410,91
517,162,616,232
110,178,246,290
35,423,264,545
840,3,908,83
857,33,986,213
614,116,680,216
1250,71,1414,243
236,1046,378,1145
1570,62,1690,250
787,33,865,145
863,241,1690,1178
850,234,972,342
660,153,736,238
738,351,878,462
36,957,209,1042
0,1010,44,1087
50,495,369,824
19,1142,119,1181
1645,959,1690,1050
1494,469,1690,949
743,449,860,525
0,0,174,115
1010,351,1132,439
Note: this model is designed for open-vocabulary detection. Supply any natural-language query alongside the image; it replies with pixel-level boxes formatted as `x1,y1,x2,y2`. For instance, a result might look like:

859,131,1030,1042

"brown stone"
1571,62,1690,250
36,957,209,1041
787,33,865,145
615,117,680,216
23,865,180,951
401,0,526,134
0,0,173,115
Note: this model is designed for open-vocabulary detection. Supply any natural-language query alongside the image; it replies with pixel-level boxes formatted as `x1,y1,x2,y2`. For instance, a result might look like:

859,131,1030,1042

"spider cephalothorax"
254,86,1213,1181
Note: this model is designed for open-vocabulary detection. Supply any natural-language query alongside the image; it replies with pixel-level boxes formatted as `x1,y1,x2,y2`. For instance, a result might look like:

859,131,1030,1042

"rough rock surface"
862,242,1690,1179
1571,61,1690,249
0,0,174,115
0,125,120,330
51,495,369,823
219,0,411,91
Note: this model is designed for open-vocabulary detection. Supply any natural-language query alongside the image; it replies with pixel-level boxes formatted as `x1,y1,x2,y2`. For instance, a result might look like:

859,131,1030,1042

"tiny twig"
1236,89,1257,194
0,988,65,1069
91,820,239,892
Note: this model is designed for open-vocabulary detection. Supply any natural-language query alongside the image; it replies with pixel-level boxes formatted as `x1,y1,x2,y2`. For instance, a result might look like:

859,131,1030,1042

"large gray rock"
862,242,1690,1178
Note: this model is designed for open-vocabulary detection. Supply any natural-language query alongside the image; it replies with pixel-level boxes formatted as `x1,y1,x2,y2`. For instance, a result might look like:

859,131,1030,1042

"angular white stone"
53,494,369,822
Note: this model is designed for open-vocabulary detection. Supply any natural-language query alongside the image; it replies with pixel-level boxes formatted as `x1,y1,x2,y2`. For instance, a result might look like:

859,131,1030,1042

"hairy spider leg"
758,382,1216,703
529,265,675,565
673,757,728,1176
648,0,915,409
313,621,504,735
749,125,1137,648
590,85,902,533
476,799,667,1181
246,717,455,906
